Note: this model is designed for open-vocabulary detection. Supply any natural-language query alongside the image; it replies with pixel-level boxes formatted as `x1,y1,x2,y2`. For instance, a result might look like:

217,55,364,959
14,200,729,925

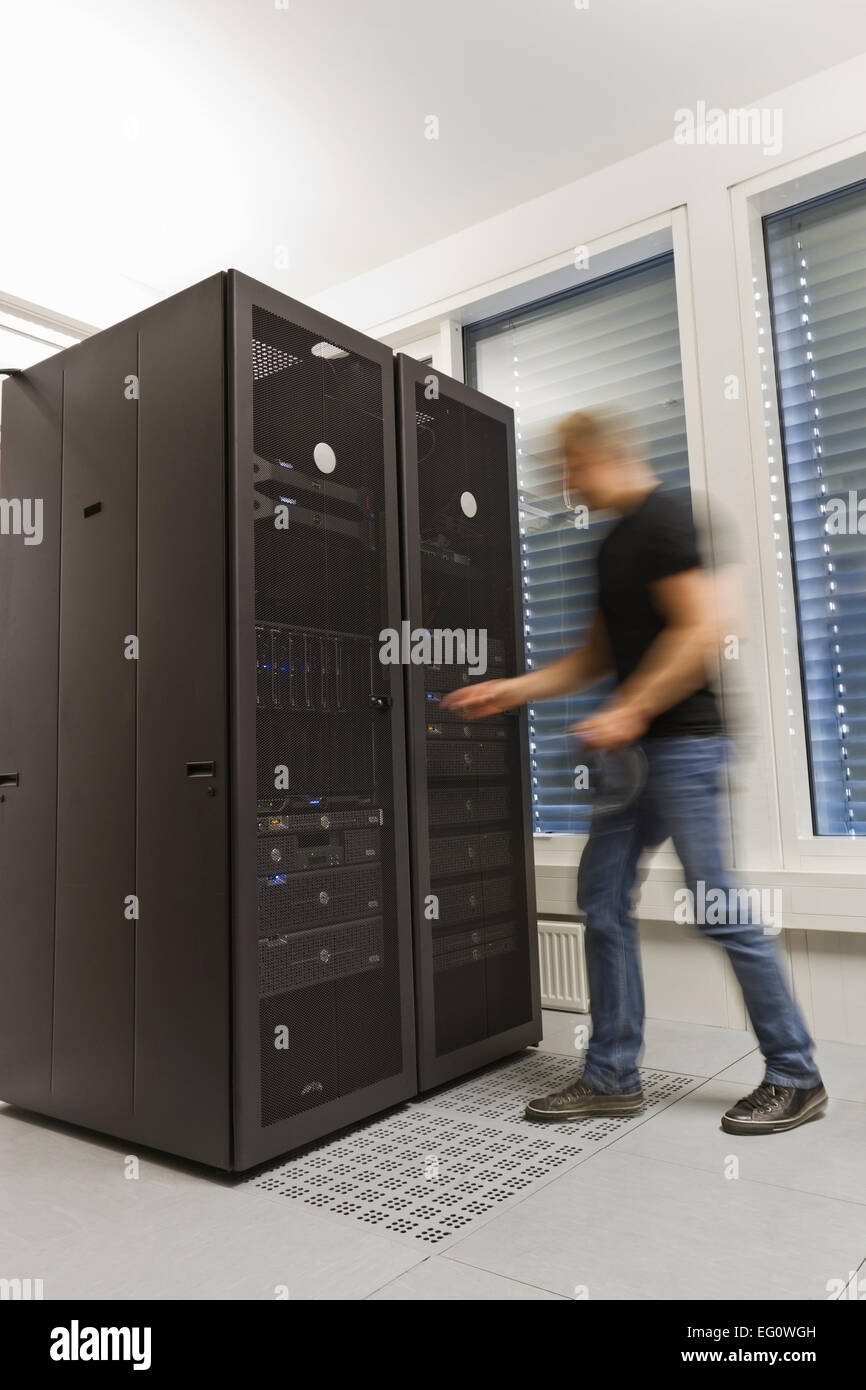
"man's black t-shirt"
596,486,722,739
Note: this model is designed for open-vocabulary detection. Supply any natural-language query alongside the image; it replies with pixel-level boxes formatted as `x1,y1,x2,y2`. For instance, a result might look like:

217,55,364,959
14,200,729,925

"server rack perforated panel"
229,274,416,1168
396,355,541,1091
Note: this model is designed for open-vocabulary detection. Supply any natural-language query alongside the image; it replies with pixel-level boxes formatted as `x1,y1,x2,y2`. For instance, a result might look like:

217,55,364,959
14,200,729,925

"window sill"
534,846,866,933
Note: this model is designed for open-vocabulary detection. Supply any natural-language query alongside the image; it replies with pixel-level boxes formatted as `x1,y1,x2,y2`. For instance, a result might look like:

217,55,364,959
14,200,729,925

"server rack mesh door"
250,305,403,1125
413,380,536,1061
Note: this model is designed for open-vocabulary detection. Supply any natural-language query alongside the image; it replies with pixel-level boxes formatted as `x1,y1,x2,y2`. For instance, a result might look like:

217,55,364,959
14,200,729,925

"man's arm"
440,608,614,719
573,567,718,750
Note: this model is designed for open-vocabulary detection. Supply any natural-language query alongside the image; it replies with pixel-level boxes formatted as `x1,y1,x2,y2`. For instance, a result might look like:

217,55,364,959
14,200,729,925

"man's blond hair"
556,404,641,456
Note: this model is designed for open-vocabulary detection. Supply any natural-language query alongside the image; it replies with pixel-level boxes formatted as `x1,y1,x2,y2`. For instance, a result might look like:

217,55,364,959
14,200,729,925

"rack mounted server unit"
396,354,541,1090
0,272,416,1170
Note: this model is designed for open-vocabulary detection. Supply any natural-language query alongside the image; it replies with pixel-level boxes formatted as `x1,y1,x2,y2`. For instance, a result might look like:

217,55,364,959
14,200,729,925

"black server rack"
0,271,416,1170
396,354,541,1091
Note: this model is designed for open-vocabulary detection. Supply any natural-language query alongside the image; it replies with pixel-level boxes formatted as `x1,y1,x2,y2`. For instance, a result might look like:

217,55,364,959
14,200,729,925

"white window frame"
394,331,439,367
0,290,94,354
731,133,866,868
453,209,714,879
0,293,94,430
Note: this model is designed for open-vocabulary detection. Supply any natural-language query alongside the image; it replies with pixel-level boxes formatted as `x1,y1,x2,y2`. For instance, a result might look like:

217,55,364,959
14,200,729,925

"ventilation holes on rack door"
252,339,302,380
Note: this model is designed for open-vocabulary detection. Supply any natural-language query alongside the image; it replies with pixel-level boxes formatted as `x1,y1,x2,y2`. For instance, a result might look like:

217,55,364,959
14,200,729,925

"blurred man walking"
443,408,825,1136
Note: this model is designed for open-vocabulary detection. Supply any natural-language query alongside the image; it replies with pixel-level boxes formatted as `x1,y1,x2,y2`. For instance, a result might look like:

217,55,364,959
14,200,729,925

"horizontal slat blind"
766,185,866,836
466,256,689,833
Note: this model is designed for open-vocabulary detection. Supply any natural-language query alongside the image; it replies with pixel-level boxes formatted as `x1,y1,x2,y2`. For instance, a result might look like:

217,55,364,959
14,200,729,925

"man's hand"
440,678,516,721
571,700,649,751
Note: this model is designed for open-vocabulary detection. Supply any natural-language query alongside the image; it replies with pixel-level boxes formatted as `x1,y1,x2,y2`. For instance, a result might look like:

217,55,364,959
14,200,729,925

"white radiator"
537,919,589,1012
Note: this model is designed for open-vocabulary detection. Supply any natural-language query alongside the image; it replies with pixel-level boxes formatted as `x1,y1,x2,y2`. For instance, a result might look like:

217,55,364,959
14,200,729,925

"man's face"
562,443,618,510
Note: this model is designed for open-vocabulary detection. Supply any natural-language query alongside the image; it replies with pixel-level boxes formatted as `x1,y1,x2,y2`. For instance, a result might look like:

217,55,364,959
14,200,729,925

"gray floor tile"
0,1135,202,1251
612,1078,866,1206
0,1222,55,1266
16,1189,424,1300
539,1011,759,1078
4,1028,862,1300
369,1254,565,1300
538,1010,589,1059
837,1263,866,1301
0,1105,227,1197
716,1039,866,1103
641,1019,757,1076
444,1148,866,1301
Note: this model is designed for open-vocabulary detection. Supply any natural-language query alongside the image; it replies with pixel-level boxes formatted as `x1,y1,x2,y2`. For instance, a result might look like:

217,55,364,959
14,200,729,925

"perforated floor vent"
415,1051,694,1141
244,1050,698,1248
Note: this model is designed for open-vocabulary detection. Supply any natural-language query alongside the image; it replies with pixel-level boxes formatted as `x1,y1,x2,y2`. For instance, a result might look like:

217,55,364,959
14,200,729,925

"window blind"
765,183,866,836
466,255,689,833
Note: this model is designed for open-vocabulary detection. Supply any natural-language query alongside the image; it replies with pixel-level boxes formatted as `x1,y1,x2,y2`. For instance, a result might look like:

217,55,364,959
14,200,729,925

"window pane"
466,255,689,833
765,183,866,836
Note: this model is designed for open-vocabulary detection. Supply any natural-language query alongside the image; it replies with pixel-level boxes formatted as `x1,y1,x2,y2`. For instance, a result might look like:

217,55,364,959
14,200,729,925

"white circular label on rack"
313,442,336,474
460,490,477,517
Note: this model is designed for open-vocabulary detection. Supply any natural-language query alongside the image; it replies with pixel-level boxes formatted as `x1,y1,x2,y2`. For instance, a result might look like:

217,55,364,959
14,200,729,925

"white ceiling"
4,0,866,324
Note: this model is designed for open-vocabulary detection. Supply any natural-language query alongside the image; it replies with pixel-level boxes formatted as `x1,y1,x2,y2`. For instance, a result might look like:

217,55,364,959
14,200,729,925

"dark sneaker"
721,1080,828,1135
525,1078,645,1122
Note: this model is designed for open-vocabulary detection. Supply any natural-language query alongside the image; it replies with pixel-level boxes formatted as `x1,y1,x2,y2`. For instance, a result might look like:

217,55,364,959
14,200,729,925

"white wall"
309,53,866,1040
310,53,866,343
308,47,866,888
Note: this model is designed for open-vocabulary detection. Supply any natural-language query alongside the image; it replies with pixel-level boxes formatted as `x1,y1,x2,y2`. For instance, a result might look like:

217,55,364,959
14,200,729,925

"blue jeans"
577,737,821,1093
